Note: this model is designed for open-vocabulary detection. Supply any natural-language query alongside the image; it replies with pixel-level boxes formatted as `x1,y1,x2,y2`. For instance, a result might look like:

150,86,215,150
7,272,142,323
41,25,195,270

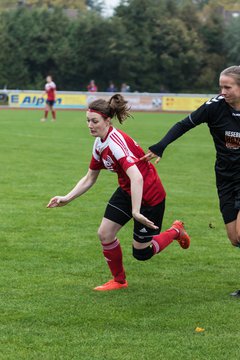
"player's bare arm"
47,169,100,208
126,165,159,230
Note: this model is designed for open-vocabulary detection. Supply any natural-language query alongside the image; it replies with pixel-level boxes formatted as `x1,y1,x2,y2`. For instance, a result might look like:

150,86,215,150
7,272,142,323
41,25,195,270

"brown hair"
220,66,240,86
88,94,131,124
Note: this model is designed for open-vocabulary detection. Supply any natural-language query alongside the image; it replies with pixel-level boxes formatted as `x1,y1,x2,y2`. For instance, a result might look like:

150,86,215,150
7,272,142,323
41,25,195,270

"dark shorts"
217,177,240,224
104,187,165,243
46,100,55,106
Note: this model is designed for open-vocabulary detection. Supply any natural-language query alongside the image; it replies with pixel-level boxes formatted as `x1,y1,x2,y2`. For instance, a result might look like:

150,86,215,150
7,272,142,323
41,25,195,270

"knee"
132,245,154,261
226,227,239,247
227,234,240,247
97,226,114,244
97,227,106,243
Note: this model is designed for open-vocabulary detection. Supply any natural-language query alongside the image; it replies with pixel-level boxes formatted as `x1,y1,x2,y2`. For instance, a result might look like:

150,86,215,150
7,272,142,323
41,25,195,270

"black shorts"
46,100,55,106
104,187,165,243
217,177,240,224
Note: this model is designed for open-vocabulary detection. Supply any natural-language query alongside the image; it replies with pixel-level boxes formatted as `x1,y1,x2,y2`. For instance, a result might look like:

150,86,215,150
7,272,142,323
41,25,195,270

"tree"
210,0,240,10
113,0,168,91
152,17,205,92
69,12,117,90
86,0,103,13
0,0,17,11
115,0,206,92
0,0,88,11
0,7,74,89
196,5,225,91
223,17,240,66
0,0,236,93
23,0,86,10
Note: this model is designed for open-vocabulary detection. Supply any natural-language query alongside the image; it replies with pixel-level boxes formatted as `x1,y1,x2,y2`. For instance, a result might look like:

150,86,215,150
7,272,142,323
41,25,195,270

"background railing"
0,90,215,112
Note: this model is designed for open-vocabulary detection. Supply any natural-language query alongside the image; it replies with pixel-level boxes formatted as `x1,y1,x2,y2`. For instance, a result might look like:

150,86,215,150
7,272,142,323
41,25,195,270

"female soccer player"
143,65,240,297
41,75,56,122
47,94,190,291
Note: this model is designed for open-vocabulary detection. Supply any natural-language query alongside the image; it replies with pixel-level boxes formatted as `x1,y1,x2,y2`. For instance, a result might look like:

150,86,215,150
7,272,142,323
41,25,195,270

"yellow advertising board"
8,92,87,109
162,96,210,112
8,91,213,112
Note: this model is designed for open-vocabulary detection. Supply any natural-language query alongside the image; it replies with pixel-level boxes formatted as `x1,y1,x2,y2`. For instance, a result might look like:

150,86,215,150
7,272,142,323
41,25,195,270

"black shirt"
149,95,240,182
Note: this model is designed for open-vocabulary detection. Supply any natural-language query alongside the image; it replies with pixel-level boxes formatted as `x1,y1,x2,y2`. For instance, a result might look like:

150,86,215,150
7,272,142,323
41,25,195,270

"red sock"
102,239,126,283
52,110,56,119
44,110,48,119
151,229,178,254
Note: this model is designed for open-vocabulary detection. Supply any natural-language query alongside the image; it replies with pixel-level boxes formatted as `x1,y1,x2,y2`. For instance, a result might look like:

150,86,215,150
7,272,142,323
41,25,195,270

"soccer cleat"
230,289,240,297
170,220,190,249
40,118,46,122
93,279,128,291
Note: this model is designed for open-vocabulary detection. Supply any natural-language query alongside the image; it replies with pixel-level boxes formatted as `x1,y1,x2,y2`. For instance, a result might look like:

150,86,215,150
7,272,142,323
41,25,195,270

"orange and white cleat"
94,279,128,291
170,220,190,249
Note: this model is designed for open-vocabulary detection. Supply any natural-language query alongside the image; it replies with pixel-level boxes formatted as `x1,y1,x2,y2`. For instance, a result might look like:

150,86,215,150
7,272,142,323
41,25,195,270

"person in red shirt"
47,94,190,291
87,79,98,92
41,75,57,122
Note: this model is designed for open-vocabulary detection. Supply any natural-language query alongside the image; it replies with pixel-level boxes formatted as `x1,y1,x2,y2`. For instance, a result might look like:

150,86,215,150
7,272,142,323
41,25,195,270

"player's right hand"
47,196,69,208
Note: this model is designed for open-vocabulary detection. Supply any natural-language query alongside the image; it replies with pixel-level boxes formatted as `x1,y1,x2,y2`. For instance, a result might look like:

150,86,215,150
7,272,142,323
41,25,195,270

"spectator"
87,80,98,92
106,81,117,92
121,83,130,92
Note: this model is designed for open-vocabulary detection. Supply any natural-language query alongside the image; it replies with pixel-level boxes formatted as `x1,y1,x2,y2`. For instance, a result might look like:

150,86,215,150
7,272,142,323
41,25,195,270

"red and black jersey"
90,126,166,206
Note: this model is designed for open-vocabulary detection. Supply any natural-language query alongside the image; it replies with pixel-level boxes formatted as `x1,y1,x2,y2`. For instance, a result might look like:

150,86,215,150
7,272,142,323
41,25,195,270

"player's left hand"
140,151,161,164
132,212,159,230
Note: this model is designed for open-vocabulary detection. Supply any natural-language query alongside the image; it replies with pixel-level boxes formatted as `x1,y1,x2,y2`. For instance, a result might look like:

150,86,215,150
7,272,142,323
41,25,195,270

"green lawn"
1,109,240,360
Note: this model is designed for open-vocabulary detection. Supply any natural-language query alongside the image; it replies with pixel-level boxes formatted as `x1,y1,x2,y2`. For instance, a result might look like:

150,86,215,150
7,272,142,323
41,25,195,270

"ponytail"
88,93,131,124
108,94,131,124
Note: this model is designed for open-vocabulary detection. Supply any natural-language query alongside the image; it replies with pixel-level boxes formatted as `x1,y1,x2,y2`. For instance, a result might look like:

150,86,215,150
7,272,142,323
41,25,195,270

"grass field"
1,109,240,360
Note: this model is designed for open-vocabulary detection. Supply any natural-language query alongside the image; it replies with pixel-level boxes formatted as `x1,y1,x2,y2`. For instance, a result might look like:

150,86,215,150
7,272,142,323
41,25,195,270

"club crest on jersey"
126,156,135,163
103,155,114,170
